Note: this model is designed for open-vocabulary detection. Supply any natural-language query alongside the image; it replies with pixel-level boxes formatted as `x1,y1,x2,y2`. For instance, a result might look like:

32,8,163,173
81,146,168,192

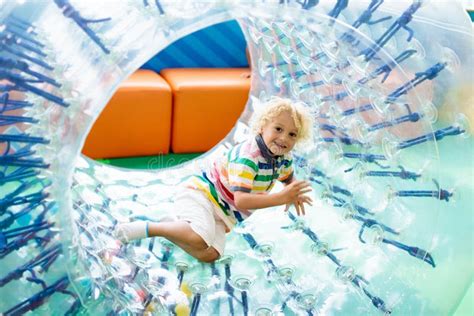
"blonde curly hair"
251,97,313,145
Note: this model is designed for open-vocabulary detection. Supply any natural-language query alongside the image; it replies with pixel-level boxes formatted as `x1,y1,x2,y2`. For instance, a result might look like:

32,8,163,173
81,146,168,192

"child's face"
260,110,298,156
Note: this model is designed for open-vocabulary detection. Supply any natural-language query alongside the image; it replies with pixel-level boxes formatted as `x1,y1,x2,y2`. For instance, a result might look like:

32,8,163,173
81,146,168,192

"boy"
115,97,313,263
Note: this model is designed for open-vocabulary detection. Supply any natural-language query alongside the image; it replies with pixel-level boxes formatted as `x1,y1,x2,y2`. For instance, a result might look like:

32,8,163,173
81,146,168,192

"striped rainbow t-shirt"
187,134,294,230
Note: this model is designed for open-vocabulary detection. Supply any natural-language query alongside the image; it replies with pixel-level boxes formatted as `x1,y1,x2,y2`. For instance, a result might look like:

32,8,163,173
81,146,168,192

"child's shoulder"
229,137,260,159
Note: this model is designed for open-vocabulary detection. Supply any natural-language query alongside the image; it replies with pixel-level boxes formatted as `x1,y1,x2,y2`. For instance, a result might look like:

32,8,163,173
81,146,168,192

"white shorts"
173,187,227,256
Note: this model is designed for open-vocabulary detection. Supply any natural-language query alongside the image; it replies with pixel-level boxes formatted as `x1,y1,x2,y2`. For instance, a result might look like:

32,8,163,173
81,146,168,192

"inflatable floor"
0,0,473,315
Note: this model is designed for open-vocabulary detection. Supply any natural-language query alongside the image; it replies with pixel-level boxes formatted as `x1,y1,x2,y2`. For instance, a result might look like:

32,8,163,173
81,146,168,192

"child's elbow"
234,199,244,210
233,192,246,209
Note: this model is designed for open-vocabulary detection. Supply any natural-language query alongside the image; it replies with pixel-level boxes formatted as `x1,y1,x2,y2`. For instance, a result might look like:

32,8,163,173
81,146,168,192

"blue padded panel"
141,20,248,72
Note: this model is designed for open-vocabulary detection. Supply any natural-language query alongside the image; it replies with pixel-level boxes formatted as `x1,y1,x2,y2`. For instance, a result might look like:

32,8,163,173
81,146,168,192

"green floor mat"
97,153,203,170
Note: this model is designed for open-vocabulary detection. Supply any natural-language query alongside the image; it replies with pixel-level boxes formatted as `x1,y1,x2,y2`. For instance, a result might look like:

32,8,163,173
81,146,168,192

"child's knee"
198,247,220,263
188,231,209,250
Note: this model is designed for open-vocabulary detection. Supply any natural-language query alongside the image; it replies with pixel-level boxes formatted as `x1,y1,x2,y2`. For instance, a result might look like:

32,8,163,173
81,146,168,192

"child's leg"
115,188,224,262
147,221,220,263
115,220,220,263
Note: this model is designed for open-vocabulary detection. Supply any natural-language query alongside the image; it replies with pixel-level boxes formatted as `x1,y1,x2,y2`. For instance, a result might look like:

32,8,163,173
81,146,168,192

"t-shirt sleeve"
228,156,258,193
278,157,294,184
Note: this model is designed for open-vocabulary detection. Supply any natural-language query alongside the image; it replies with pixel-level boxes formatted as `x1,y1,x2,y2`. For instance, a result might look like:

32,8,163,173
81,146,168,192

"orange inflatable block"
161,68,250,153
82,70,172,159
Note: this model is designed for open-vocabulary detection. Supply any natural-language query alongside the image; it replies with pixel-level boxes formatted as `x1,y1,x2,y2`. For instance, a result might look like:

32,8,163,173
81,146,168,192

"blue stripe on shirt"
258,159,292,170
231,186,252,193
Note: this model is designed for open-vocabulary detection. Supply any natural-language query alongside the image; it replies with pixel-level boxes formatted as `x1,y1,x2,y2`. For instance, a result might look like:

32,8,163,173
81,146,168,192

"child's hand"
279,180,313,216
284,194,313,216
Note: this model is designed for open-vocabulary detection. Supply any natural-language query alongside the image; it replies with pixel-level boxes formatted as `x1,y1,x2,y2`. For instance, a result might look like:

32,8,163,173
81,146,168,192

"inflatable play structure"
0,0,473,315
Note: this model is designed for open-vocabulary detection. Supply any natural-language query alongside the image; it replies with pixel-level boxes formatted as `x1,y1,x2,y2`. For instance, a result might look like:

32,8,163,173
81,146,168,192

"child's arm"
234,180,312,211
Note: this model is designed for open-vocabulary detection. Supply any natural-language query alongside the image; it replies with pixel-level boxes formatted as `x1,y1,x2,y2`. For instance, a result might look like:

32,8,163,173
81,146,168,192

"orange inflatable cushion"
82,70,172,159
161,68,250,153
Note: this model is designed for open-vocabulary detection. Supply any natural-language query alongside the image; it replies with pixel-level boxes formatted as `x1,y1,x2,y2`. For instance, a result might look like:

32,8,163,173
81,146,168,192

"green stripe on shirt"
230,158,258,173
255,173,278,182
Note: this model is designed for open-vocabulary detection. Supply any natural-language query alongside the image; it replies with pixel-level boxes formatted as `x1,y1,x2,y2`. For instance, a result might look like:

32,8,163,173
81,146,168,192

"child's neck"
256,134,281,159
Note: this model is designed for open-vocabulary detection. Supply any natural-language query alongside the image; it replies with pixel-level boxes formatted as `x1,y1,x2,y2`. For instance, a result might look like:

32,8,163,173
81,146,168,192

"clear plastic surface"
0,0,472,315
